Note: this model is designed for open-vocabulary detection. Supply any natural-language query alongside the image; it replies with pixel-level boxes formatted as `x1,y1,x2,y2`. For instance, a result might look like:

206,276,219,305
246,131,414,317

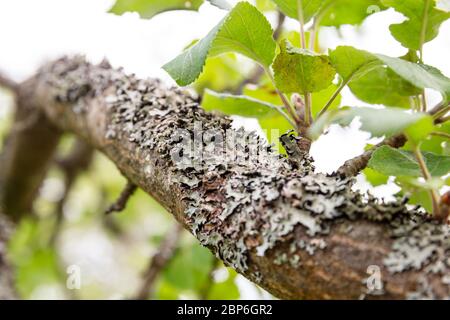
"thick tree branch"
1,57,449,299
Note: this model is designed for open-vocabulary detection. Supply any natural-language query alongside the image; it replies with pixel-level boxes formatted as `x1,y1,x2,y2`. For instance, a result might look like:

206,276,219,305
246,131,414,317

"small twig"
433,105,449,121
436,115,449,124
336,134,407,177
336,101,450,177
135,224,183,300
50,139,94,245
272,11,286,41
429,100,449,116
104,180,137,215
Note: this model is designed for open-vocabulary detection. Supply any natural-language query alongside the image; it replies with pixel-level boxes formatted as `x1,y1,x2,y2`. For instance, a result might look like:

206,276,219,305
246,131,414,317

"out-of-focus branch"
105,181,137,215
135,224,183,300
0,80,62,221
50,139,94,245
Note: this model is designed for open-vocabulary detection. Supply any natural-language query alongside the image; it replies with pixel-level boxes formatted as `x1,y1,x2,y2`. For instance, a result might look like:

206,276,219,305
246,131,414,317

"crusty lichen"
38,57,450,298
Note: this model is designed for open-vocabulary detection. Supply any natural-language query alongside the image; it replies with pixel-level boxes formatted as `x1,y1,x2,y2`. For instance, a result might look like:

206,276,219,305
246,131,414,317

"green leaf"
259,114,294,153
205,269,240,299
363,167,389,186
193,54,245,94
348,66,421,108
201,89,282,118
271,0,325,23
368,145,450,177
309,107,431,139
320,0,386,27
381,0,450,51
109,0,204,19
405,122,450,155
404,116,435,145
375,54,450,99
307,107,340,140
243,84,282,105
337,107,431,137
330,46,450,99
273,39,336,94
163,2,276,86
396,177,433,212
256,0,278,11
163,243,214,290
329,46,381,82
241,84,294,152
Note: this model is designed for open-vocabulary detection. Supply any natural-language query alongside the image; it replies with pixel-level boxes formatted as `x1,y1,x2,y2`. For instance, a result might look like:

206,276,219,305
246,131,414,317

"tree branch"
1,57,449,299
51,139,94,244
135,224,182,300
105,181,137,215
336,134,407,178
0,81,62,221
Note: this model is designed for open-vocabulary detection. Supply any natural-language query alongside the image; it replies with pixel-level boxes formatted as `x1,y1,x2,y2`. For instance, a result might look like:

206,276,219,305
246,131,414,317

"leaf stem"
297,0,307,49
420,91,428,112
264,67,302,128
419,0,431,62
309,18,318,51
413,145,440,217
318,77,349,117
304,93,312,125
429,131,450,139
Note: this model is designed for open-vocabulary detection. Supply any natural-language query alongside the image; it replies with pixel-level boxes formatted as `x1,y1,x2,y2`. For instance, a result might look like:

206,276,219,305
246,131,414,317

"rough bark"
1,56,449,299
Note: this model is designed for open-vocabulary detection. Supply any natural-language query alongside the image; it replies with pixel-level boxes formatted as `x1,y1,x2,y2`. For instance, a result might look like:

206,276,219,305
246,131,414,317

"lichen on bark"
5,56,449,299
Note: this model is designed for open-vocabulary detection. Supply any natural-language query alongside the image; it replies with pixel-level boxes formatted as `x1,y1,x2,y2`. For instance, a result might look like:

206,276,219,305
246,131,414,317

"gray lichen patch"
37,57,450,293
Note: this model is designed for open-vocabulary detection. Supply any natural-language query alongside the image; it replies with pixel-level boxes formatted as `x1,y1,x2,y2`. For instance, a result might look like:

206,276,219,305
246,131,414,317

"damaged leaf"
273,39,336,94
